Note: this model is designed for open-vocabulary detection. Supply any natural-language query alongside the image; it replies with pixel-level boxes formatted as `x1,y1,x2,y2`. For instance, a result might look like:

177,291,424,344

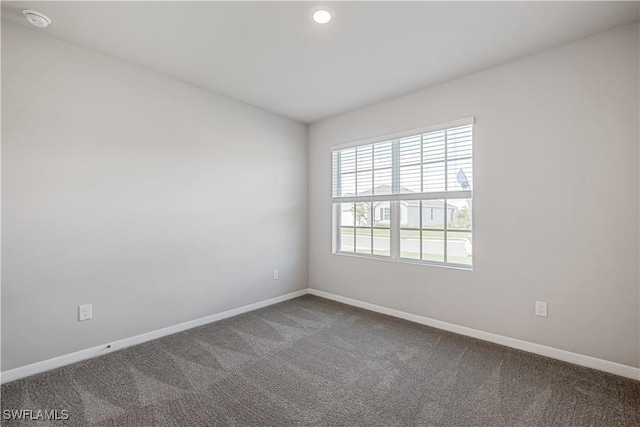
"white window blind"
332,119,474,268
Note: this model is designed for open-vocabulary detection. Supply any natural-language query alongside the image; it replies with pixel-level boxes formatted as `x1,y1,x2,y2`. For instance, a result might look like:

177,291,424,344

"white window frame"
331,117,474,269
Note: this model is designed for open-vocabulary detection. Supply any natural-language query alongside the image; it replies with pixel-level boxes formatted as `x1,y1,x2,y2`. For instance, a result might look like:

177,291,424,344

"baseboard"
0,289,308,384
4,288,638,384
308,288,640,381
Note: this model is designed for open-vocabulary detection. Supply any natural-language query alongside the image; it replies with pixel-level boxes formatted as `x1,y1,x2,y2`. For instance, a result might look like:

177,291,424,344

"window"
332,118,473,268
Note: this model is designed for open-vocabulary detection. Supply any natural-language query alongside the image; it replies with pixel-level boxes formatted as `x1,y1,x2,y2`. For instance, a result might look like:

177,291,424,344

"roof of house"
342,185,462,209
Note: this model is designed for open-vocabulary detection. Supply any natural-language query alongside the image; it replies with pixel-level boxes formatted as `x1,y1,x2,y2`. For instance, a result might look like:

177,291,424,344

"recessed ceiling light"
23,10,51,28
312,8,333,25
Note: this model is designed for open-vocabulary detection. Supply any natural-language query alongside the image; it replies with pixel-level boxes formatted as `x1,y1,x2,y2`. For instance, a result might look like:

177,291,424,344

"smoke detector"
23,10,51,28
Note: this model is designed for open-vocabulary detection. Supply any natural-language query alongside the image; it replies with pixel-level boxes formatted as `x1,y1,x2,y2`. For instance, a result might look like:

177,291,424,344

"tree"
352,203,369,226
451,207,471,229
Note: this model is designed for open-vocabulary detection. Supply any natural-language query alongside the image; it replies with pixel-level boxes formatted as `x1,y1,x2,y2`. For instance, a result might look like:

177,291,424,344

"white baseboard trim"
4,288,638,384
0,289,308,385
308,288,640,381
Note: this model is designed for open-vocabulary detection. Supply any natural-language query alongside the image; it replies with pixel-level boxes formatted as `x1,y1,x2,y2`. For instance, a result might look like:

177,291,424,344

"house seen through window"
332,120,473,268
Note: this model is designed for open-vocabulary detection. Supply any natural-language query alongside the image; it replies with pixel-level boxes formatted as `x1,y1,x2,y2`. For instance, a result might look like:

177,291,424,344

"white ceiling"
2,2,638,123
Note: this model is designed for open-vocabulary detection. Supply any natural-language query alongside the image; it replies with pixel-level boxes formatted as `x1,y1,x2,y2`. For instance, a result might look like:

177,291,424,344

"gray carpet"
1,295,639,426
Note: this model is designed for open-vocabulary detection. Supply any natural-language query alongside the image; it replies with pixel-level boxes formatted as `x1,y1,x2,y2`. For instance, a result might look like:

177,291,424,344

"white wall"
309,24,640,368
1,22,308,371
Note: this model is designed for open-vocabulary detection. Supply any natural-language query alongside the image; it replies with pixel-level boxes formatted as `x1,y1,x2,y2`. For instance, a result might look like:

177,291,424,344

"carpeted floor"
1,295,639,426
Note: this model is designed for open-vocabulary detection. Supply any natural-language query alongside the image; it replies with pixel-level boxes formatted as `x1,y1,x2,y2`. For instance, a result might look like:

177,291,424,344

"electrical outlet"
535,301,547,317
273,269,279,280
79,304,92,321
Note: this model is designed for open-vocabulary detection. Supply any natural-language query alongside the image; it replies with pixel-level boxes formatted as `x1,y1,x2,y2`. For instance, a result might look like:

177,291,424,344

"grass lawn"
341,227,471,240
341,228,472,266
349,248,471,265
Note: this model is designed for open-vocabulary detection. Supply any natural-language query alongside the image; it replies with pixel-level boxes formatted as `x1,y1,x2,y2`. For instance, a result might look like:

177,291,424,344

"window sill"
332,251,473,271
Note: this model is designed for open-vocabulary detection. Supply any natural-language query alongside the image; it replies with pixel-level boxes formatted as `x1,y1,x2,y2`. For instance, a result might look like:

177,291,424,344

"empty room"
1,1,639,426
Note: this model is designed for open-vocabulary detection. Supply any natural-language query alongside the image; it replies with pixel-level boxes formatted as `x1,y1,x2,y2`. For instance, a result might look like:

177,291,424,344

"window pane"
447,199,472,230
447,158,473,191
446,125,472,160
374,141,392,169
354,202,372,226
340,203,354,227
374,168,392,194
422,231,445,262
421,200,445,229
402,201,420,229
373,228,390,256
341,172,355,196
357,145,373,171
340,148,356,173
355,228,372,254
373,201,390,227
423,161,446,192
399,164,421,193
356,170,373,196
447,231,472,265
399,135,421,165
400,229,420,259
423,130,446,162
340,227,355,253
